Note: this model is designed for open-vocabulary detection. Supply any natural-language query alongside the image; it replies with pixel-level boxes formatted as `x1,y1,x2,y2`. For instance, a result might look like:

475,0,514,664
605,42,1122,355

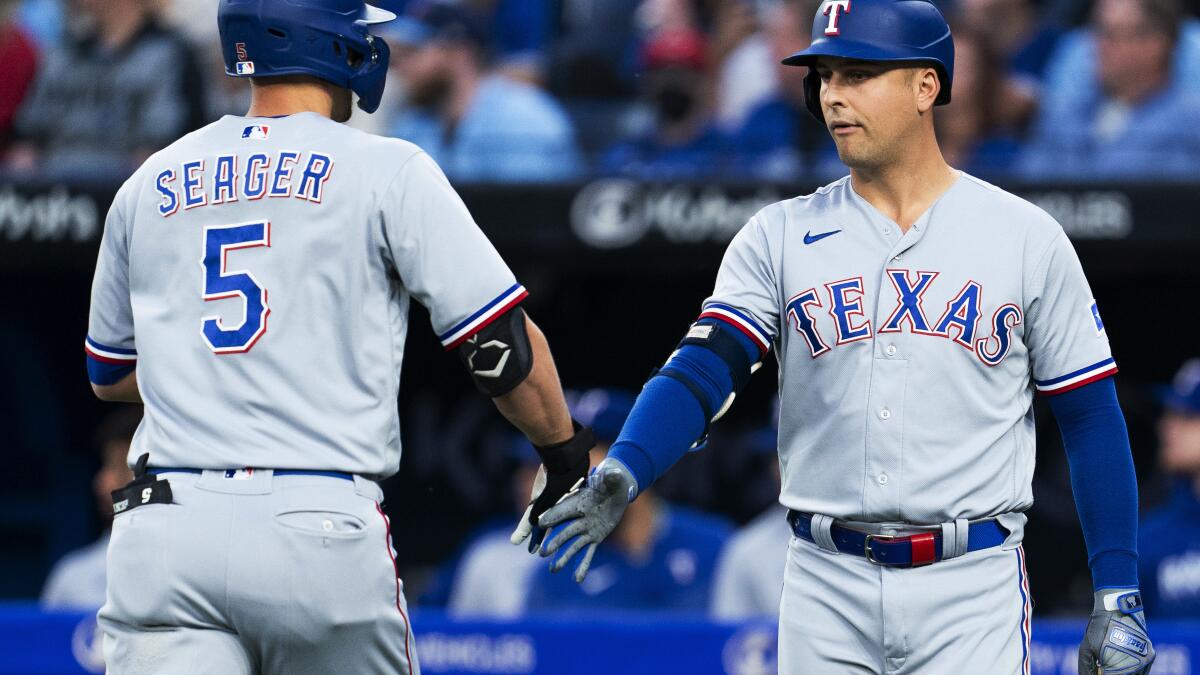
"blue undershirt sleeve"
608,318,762,493
1046,376,1140,590
87,357,135,386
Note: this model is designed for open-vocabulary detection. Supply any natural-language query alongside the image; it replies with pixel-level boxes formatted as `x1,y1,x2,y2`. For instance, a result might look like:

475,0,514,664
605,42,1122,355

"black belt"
787,510,1007,567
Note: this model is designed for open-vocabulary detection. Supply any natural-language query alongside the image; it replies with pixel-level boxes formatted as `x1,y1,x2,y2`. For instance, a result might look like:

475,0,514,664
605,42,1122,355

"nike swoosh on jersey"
804,229,842,245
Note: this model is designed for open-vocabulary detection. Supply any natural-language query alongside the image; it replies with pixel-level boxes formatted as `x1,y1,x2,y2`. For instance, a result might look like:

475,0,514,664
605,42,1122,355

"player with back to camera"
84,0,595,672
535,1,1156,673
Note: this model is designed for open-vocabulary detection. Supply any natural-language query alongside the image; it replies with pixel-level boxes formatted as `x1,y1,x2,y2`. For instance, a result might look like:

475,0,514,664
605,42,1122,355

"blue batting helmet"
782,0,954,123
1161,359,1200,415
218,0,396,114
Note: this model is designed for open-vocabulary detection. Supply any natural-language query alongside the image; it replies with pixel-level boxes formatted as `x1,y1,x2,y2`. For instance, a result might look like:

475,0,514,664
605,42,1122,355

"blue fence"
1,604,1195,674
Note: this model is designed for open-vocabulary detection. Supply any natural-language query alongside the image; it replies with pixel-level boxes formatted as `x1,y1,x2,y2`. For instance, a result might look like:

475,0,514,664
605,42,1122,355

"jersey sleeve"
85,186,138,385
1024,230,1117,395
699,215,779,356
382,151,526,350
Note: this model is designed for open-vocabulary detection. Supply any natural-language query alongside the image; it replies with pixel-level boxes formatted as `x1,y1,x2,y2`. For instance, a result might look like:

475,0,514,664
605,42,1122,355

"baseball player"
537,1,1156,673
84,0,594,672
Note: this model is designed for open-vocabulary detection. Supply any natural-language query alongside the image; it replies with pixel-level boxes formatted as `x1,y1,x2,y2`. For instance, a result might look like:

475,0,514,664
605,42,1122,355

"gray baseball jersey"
86,112,526,477
701,172,1115,524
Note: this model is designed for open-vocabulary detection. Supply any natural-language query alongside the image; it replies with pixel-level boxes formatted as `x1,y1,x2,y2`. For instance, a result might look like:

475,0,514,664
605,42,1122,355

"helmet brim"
357,4,396,25
782,38,940,68
783,37,952,106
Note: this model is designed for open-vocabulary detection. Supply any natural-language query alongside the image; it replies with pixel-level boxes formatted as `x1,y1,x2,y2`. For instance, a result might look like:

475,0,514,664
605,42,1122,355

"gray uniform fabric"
707,173,1114,522
780,535,1031,674
87,113,523,479
88,113,522,674
710,505,790,620
41,531,110,610
704,172,1112,672
98,471,418,675
448,529,539,618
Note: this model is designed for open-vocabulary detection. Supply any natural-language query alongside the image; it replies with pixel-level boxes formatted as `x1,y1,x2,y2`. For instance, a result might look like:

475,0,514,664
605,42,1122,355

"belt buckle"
863,533,898,565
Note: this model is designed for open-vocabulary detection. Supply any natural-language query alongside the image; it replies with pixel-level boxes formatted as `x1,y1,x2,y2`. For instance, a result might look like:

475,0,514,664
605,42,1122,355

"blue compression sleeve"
1046,376,1139,590
86,356,135,386
606,375,708,494
608,319,761,492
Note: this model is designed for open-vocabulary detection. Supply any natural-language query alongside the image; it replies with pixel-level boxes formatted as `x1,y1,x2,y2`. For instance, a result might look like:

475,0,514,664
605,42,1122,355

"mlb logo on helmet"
241,125,270,140
234,41,254,74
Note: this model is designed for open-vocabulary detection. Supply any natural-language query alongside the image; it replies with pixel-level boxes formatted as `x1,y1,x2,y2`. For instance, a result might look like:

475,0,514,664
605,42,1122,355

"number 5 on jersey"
201,221,271,353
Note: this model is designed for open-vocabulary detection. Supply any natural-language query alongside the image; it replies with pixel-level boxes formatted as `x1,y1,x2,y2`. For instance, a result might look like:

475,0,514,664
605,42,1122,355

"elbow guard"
657,320,763,427
456,306,534,397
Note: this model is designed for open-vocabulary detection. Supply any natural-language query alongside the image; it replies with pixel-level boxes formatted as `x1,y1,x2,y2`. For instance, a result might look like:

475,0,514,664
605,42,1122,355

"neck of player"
849,131,959,234
246,78,344,121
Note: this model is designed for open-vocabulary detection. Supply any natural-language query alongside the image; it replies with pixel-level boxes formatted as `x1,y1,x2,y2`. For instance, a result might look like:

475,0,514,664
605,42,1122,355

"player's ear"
914,66,939,114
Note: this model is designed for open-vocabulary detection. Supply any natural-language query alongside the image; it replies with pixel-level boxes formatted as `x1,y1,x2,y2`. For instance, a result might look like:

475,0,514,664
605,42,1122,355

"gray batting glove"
537,458,638,583
1079,590,1154,675
510,425,594,553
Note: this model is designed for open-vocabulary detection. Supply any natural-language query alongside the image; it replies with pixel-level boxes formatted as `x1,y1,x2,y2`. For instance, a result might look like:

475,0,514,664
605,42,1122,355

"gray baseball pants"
779,525,1031,674
98,469,419,675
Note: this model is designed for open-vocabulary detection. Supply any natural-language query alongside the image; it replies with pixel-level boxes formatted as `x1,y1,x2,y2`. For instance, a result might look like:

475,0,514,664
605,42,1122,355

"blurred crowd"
2,0,1200,183
44,362,1200,622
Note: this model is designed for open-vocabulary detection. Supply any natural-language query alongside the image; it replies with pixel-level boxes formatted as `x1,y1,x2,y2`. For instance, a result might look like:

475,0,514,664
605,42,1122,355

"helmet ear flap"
803,70,825,124
350,32,389,112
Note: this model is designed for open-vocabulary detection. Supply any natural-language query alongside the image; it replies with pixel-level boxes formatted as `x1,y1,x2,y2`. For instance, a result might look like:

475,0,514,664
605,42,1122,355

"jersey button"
885,345,897,357
879,408,891,420
877,473,889,485
882,226,892,235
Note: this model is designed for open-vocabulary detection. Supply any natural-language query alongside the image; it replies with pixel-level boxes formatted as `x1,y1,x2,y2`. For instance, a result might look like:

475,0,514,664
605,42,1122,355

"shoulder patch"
1090,300,1105,334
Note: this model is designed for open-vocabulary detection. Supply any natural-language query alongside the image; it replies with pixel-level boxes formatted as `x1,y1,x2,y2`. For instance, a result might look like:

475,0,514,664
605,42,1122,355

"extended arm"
1048,376,1138,589
453,305,594,550
538,317,763,580
491,313,574,446
1048,376,1154,674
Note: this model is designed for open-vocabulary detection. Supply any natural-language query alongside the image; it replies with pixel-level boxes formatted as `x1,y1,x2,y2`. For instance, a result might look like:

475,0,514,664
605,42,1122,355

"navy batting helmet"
218,0,396,113
782,0,954,123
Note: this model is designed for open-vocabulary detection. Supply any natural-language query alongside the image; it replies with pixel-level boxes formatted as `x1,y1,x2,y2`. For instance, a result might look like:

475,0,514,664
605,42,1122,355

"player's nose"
820,77,849,114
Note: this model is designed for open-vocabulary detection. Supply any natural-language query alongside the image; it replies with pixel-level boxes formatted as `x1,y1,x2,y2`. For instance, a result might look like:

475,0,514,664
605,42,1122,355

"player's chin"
834,146,868,168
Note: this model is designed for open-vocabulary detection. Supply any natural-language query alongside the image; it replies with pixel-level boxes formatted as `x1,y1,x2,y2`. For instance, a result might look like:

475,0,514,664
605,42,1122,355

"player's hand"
1078,590,1155,675
510,425,594,553
537,458,637,583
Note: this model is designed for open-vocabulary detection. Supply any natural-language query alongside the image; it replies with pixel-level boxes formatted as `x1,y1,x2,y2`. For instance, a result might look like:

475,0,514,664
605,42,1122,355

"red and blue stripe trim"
1035,357,1118,395
439,283,528,351
1016,545,1031,675
84,336,138,365
697,303,771,355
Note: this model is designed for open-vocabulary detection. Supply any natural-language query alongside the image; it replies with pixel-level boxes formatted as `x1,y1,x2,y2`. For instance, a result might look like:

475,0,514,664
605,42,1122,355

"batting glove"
537,458,638,583
1079,589,1155,675
510,424,594,553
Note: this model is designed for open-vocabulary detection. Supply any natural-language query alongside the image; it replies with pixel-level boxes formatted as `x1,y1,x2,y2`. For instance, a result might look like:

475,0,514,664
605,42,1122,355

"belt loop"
954,517,969,557
811,514,838,553
940,518,969,559
353,475,383,502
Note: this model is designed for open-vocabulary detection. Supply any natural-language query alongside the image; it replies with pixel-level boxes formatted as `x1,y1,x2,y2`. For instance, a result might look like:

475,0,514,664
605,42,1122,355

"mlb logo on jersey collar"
224,468,255,480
